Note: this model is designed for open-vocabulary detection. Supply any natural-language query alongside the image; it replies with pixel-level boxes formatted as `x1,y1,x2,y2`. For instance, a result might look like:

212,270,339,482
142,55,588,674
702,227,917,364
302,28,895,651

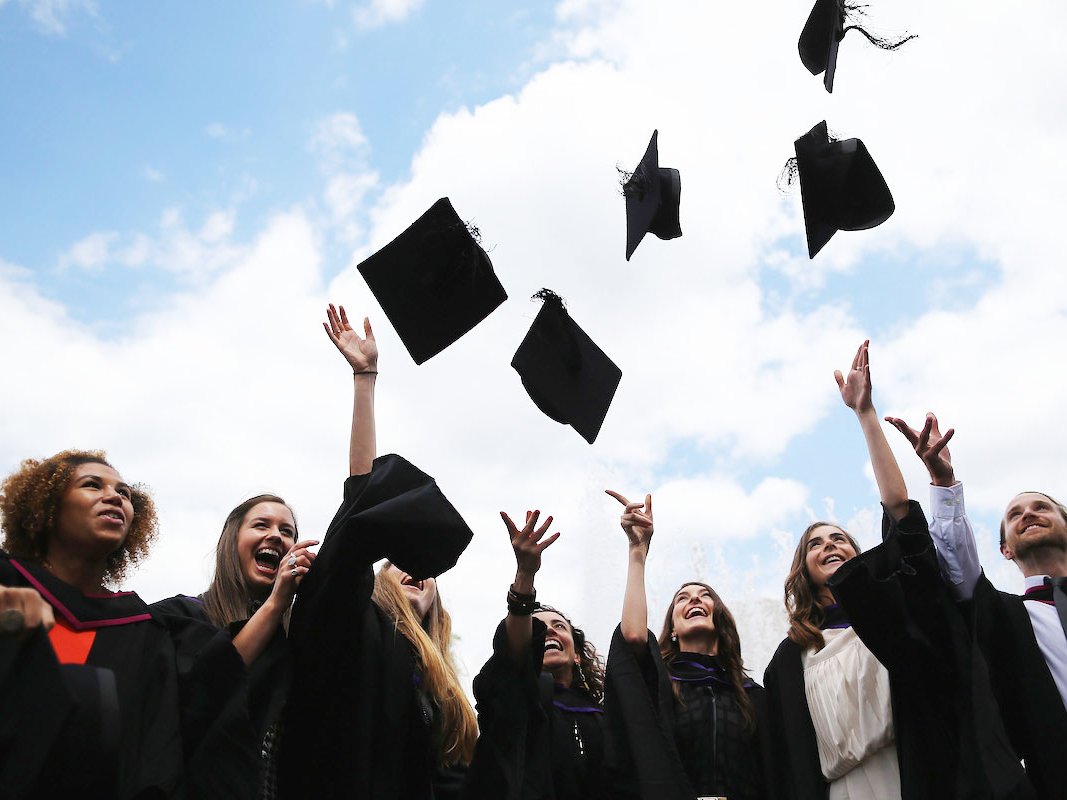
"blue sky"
2,1,556,317
3,0,1065,678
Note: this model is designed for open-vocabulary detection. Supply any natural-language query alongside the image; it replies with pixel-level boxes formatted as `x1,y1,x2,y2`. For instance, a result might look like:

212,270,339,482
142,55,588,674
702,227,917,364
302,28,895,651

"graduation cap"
793,121,894,259
623,130,682,261
799,0,844,92
511,290,622,444
356,197,507,365
317,453,474,580
799,0,917,93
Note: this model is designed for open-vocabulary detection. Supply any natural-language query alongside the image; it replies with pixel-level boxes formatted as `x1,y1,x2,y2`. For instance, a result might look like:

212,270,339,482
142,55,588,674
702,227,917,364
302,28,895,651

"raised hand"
501,510,560,579
324,304,378,374
885,412,956,487
834,339,873,414
269,539,320,606
606,490,653,553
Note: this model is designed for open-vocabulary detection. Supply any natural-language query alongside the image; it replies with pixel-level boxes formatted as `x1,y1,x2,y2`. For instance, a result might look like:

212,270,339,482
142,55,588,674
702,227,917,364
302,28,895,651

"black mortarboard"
794,121,895,259
317,453,474,580
623,130,682,261
799,0,844,93
799,0,916,93
511,290,622,444
356,197,507,364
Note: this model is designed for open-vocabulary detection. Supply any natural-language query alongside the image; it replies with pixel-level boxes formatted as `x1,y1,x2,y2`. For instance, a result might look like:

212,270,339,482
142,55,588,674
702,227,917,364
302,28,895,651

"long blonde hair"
372,563,478,766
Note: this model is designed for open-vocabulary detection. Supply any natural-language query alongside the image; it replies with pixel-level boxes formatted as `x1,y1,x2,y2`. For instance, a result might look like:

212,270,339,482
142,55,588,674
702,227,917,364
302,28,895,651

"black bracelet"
507,584,537,616
508,600,536,616
508,584,536,602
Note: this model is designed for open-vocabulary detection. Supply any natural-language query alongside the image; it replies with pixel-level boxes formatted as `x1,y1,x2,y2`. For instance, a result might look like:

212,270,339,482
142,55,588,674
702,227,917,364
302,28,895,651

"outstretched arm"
886,413,979,600
501,510,560,667
835,340,910,522
324,304,378,476
607,490,654,656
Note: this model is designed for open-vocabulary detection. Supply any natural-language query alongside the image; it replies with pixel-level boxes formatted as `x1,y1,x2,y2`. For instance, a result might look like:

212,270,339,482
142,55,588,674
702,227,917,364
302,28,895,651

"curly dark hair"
534,603,606,705
0,450,158,585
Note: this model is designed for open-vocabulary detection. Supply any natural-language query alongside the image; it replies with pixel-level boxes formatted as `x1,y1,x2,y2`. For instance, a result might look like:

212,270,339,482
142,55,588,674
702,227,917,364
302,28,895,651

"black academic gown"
463,617,611,800
0,553,185,800
763,503,1033,800
151,594,292,800
605,626,771,800
968,577,1067,793
278,454,474,800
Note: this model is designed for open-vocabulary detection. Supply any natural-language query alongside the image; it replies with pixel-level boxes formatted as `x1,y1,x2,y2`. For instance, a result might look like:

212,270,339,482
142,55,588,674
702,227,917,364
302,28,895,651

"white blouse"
802,626,901,799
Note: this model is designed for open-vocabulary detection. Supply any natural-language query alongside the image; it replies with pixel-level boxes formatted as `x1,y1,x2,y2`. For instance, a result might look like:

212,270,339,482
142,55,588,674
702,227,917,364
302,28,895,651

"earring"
575,660,589,691
671,633,677,643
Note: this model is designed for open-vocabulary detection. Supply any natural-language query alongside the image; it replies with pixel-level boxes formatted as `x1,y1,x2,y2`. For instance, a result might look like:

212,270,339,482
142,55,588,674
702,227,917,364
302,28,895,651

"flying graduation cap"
793,121,895,259
799,0,917,93
511,290,622,444
623,130,682,261
356,197,507,365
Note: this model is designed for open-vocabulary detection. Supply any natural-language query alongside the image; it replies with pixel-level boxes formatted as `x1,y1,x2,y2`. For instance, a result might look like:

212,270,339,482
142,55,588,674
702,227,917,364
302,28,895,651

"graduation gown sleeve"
968,576,1067,794
604,625,694,800
151,595,291,800
829,502,1032,800
280,454,475,800
463,618,555,800
763,638,825,800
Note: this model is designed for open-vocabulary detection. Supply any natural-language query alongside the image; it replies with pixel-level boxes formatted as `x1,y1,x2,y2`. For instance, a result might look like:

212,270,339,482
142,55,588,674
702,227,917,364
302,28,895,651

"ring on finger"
291,568,299,578
0,608,26,634
287,555,298,567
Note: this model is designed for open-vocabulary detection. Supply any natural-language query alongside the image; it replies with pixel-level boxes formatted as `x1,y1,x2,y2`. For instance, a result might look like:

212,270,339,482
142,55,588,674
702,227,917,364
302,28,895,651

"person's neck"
43,551,108,594
549,663,574,688
677,632,718,656
1017,548,1067,580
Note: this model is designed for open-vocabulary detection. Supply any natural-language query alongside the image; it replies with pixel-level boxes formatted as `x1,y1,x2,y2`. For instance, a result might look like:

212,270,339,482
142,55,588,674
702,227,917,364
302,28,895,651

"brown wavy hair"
533,603,606,705
200,494,296,629
785,521,862,653
373,563,478,767
0,450,158,585
999,492,1067,547
658,581,755,731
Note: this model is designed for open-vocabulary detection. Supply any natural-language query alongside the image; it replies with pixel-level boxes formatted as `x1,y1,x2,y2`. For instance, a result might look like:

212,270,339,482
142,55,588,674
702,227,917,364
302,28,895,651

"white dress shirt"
928,481,1067,712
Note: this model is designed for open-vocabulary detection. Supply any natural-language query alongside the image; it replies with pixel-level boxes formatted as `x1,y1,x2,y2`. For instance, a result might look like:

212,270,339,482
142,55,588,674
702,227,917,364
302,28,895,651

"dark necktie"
1025,577,1067,643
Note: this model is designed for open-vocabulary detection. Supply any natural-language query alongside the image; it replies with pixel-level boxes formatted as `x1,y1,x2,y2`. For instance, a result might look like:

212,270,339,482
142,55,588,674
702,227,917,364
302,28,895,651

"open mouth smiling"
544,640,563,652
254,547,282,574
823,554,844,566
684,607,707,619
98,509,125,524
401,576,425,592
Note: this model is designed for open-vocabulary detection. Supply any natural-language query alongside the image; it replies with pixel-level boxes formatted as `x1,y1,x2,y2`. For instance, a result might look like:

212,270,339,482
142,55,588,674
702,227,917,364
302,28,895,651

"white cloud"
58,230,118,271
10,0,96,36
352,0,422,30
309,112,379,244
54,208,246,283
142,165,165,183
7,0,1067,685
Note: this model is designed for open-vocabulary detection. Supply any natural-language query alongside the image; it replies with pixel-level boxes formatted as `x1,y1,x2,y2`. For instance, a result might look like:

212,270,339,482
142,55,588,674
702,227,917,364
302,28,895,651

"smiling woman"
605,491,770,800
763,342,1032,800
151,491,317,799
0,449,242,797
464,509,610,800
